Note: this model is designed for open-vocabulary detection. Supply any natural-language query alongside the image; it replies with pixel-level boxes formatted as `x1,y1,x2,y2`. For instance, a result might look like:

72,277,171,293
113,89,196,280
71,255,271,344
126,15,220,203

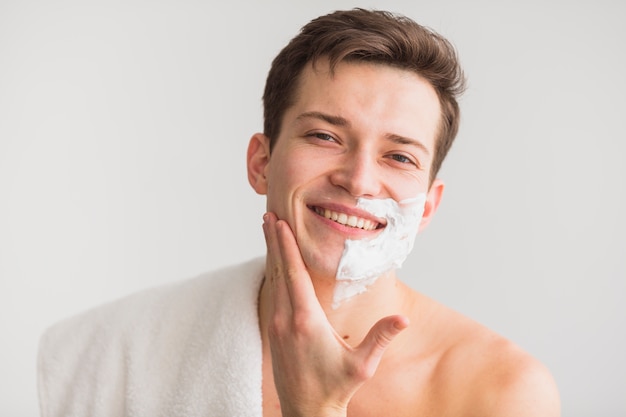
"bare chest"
261,354,441,417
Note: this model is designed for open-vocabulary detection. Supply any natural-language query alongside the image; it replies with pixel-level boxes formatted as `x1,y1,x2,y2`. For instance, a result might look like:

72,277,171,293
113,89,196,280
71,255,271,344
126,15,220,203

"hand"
262,212,409,417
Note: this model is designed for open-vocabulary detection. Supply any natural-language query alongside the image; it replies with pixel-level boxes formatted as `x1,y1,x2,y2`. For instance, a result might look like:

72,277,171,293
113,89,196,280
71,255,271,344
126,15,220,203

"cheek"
269,151,319,191
382,170,429,202
265,163,304,213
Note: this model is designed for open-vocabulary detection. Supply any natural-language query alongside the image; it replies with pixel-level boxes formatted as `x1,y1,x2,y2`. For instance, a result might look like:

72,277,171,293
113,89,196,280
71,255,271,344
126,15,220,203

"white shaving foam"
333,194,426,308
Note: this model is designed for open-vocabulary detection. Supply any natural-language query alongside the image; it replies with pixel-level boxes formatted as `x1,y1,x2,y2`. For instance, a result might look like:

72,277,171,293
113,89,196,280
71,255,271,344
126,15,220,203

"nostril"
329,163,381,198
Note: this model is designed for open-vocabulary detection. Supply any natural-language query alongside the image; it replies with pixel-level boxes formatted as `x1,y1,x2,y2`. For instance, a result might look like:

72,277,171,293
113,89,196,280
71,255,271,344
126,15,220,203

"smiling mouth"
311,206,384,231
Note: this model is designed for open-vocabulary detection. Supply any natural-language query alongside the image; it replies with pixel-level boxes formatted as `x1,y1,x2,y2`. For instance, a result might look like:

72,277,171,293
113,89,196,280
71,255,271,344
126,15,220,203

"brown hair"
262,8,466,183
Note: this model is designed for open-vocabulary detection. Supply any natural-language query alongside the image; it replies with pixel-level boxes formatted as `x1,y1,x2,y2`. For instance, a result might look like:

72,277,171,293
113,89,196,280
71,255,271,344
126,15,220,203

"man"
38,8,560,417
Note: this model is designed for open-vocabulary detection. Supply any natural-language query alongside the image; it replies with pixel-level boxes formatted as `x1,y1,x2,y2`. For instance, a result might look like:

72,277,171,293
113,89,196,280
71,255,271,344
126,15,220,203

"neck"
258,262,408,346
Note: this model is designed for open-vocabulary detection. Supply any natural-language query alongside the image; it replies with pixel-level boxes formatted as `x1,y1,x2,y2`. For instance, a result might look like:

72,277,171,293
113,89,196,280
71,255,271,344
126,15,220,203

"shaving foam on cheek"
333,194,427,308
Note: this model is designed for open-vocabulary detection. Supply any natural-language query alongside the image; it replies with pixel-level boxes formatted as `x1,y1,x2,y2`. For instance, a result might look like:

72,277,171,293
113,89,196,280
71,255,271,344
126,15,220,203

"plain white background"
1,0,624,415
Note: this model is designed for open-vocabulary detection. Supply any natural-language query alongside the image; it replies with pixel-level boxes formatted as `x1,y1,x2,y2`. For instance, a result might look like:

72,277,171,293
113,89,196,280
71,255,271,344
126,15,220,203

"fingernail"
263,213,269,223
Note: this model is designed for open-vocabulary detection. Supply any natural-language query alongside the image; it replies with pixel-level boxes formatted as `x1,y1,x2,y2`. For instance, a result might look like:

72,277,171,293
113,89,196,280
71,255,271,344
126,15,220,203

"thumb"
356,315,409,379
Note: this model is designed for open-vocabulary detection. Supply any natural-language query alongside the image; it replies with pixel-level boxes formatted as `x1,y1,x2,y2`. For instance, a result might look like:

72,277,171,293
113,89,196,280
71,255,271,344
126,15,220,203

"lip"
307,202,387,236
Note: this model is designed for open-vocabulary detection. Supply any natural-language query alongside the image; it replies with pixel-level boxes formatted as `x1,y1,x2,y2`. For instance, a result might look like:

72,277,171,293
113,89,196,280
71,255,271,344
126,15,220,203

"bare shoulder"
467,333,559,416
406,292,560,417
484,351,560,416
435,308,561,416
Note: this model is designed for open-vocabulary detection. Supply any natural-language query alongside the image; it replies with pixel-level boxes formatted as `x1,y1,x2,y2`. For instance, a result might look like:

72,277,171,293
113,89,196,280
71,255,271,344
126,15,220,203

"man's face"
248,60,443,280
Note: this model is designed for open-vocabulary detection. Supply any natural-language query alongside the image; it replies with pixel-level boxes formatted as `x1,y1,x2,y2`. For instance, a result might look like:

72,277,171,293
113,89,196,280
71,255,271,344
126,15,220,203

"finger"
262,212,282,269
262,212,291,317
356,315,409,379
274,219,319,312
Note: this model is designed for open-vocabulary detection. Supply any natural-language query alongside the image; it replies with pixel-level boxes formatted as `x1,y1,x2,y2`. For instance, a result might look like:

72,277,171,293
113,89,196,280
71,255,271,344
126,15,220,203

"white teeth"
346,215,358,227
314,207,378,231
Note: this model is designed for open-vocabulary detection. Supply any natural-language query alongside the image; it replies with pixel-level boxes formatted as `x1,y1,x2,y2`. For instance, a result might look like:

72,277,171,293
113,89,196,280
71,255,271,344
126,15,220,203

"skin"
247,60,560,417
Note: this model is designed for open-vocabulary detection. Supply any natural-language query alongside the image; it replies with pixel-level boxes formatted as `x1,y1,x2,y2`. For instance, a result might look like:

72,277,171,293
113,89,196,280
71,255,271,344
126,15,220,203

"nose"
329,148,382,197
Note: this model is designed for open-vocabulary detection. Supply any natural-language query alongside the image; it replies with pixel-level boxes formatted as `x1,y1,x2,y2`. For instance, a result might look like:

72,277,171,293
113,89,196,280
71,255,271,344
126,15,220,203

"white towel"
38,258,266,417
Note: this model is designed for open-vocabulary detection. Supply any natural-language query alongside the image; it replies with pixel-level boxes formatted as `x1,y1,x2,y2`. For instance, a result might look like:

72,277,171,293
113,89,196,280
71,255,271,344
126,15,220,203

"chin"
300,248,341,281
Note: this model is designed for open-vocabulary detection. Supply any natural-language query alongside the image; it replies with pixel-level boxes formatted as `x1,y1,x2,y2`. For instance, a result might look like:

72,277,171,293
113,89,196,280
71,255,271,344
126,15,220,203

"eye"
388,153,418,167
310,132,337,142
311,132,335,141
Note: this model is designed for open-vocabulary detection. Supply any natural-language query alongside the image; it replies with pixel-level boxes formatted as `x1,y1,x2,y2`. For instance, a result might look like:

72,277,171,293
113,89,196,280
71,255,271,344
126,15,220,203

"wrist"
280,403,347,417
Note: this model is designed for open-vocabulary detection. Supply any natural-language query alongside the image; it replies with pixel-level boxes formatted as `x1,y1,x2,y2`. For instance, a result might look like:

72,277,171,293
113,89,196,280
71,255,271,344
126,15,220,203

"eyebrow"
387,134,430,156
296,110,430,156
296,111,350,127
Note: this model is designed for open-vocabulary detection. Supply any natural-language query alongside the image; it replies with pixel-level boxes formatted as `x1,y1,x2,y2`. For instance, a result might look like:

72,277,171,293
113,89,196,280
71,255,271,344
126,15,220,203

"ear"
418,178,445,233
246,133,271,195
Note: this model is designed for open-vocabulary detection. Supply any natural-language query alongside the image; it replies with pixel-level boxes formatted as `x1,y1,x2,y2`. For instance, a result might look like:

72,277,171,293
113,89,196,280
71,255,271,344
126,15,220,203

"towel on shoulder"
38,257,265,417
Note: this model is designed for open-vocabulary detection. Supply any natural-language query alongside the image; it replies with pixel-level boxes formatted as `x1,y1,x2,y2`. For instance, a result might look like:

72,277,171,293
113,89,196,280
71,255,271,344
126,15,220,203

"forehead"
286,60,442,152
